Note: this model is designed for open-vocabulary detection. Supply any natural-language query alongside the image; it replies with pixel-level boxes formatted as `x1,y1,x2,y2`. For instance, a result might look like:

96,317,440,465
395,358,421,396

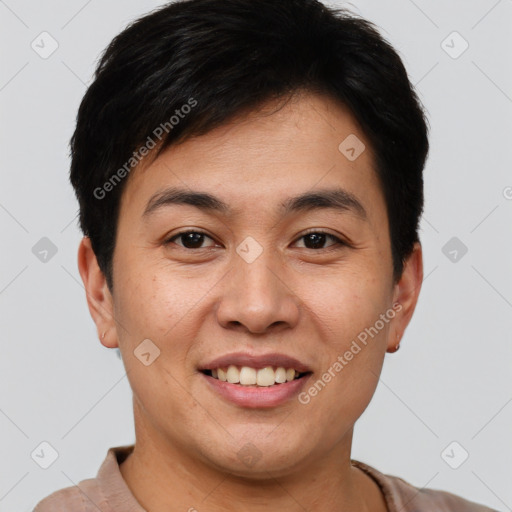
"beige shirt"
33,444,498,511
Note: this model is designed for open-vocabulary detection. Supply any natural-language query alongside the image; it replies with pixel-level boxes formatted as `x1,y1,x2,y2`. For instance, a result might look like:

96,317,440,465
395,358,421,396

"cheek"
311,269,390,339
112,258,217,375
306,273,391,406
112,265,200,416
302,280,390,424
113,252,189,336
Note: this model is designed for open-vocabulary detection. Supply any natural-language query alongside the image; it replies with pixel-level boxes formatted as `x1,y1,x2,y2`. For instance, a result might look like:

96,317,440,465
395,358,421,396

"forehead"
119,92,385,228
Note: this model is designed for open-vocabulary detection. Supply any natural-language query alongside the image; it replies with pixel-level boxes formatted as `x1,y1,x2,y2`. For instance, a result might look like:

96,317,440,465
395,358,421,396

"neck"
119,404,384,511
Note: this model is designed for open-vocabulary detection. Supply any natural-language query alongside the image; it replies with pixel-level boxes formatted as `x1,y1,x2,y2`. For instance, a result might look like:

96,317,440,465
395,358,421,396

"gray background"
1,0,511,510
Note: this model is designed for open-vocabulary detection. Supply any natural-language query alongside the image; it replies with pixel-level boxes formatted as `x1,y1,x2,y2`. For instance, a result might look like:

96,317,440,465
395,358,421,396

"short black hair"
70,0,429,291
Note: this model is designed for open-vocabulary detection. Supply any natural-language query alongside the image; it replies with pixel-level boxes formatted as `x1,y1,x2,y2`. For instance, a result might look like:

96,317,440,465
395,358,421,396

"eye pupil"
181,232,205,249
304,233,326,249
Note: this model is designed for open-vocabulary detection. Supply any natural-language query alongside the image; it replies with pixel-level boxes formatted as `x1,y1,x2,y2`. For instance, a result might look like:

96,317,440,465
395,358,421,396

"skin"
78,91,423,511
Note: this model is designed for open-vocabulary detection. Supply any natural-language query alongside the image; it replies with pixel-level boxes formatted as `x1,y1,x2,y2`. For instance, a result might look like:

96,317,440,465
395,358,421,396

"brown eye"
165,231,216,249
295,231,346,250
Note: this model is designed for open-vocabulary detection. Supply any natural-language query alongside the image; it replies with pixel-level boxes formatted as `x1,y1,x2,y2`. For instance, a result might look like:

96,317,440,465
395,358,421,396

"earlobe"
77,236,118,349
387,242,423,353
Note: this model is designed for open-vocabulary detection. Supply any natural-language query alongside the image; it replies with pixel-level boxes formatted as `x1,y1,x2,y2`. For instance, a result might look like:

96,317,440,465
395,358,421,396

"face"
80,91,422,478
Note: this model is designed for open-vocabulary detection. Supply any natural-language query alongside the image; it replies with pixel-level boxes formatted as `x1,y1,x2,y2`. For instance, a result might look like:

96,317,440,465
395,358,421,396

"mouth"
200,366,311,387
198,352,313,407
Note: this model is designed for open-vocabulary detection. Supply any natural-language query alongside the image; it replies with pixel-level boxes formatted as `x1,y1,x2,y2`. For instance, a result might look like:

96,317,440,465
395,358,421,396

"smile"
202,365,308,387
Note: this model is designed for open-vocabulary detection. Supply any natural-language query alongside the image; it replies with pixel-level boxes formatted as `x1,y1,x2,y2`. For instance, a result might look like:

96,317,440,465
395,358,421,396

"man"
34,0,497,510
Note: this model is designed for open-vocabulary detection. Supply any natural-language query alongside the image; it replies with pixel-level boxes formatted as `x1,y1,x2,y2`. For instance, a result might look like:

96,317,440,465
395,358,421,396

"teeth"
256,367,275,387
239,366,257,385
226,365,240,384
286,368,296,382
208,366,302,386
275,367,287,383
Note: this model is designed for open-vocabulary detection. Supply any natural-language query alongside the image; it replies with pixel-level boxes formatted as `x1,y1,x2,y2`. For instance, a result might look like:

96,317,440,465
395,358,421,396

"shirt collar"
97,445,396,511
96,444,145,511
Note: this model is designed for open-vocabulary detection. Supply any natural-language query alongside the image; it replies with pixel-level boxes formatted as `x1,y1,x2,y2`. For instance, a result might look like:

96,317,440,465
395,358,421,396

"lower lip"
201,372,311,408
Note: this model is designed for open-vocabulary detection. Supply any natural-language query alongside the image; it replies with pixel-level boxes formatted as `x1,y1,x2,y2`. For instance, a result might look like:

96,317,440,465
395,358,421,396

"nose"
215,248,300,335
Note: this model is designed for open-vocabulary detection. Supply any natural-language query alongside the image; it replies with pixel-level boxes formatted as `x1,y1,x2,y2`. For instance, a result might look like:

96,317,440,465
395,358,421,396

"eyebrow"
142,186,367,221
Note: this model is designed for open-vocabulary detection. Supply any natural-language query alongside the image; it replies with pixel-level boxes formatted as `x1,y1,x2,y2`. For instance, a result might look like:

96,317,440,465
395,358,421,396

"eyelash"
164,229,348,251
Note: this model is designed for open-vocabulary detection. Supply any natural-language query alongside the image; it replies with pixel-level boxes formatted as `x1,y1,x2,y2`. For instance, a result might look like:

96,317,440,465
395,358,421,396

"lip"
199,352,312,373
201,372,312,408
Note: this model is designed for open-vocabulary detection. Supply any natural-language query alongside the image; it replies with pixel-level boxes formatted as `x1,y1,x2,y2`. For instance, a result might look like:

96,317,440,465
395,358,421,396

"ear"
387,241,423,352
77,236,118,349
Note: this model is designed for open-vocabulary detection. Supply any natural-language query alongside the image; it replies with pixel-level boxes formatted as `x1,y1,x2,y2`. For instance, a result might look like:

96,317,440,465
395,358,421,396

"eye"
164,229,348,251
294,230,346,250
165,230,217,249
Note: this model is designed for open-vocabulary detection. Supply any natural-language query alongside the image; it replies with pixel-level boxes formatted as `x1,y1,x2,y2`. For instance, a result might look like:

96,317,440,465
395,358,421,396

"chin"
197,431,311,479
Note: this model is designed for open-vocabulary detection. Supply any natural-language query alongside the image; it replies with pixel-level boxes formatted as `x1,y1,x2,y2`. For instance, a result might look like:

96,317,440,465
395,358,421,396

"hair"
70,0,429,291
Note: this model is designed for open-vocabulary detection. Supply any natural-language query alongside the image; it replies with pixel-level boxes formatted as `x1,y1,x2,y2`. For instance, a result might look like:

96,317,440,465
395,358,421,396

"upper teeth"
211,366,300,386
